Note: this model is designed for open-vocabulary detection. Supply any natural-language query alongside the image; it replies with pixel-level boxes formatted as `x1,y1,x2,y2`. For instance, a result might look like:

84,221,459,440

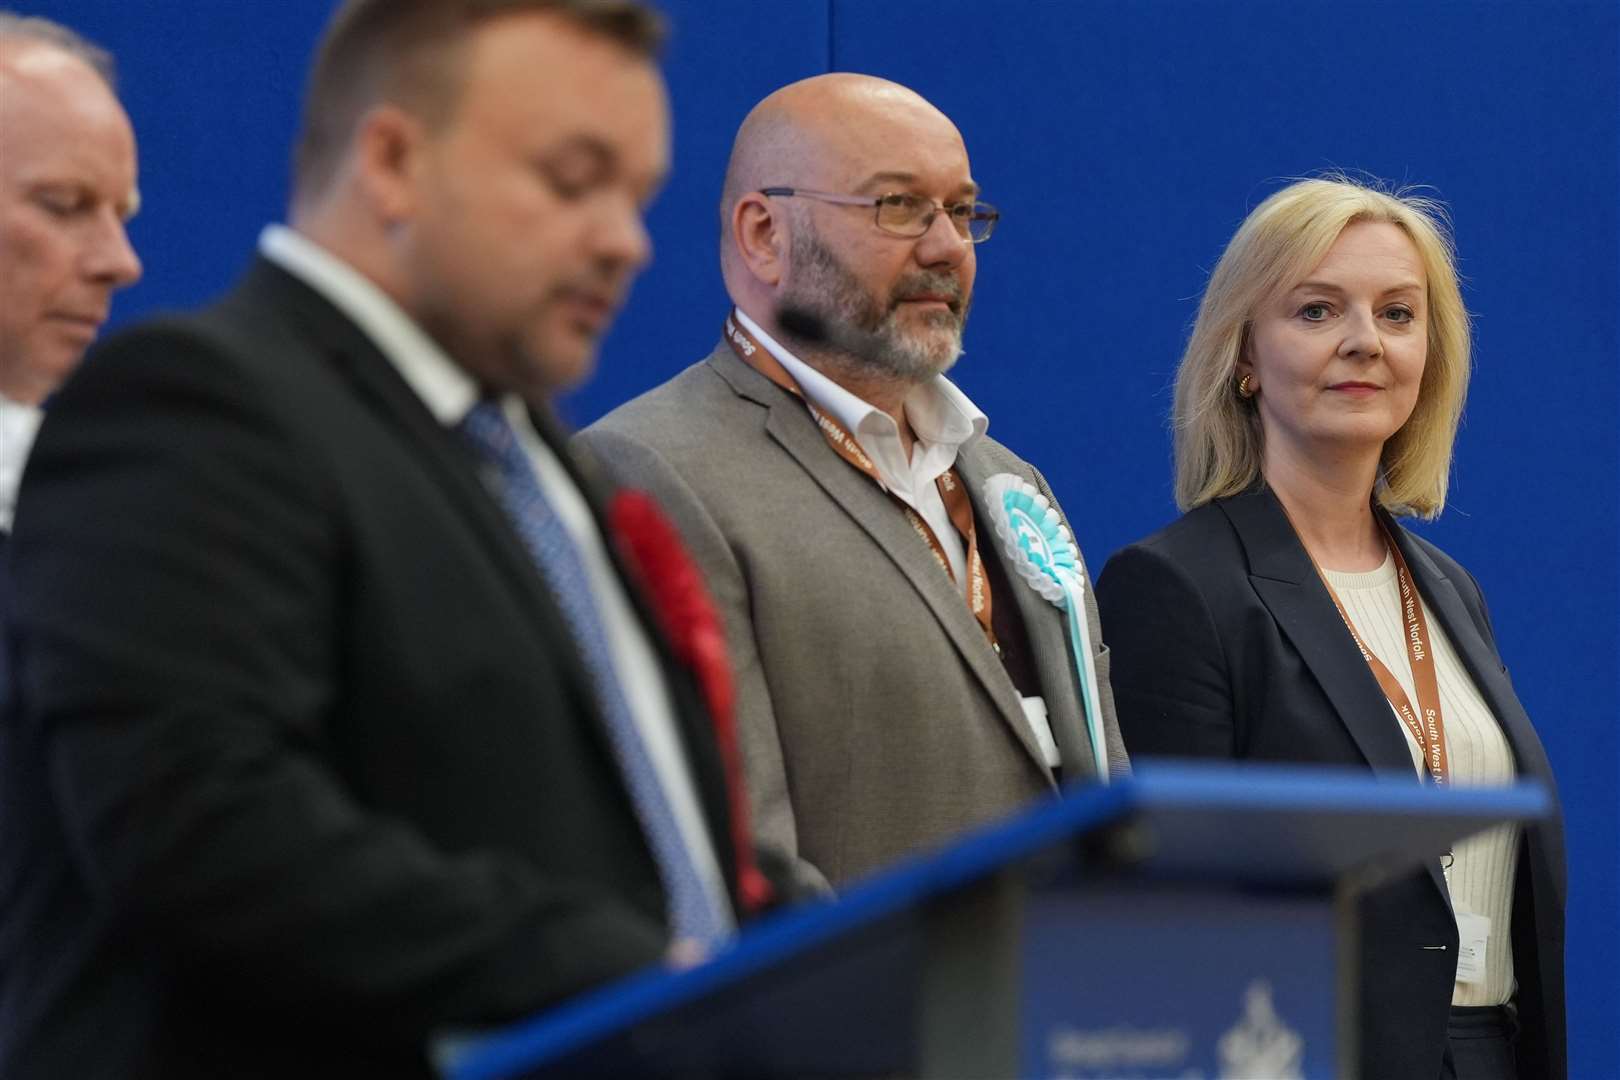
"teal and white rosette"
983,474,1110,782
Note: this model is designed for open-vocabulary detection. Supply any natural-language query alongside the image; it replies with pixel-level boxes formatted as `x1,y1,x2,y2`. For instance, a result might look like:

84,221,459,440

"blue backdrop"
32,2,1619,1074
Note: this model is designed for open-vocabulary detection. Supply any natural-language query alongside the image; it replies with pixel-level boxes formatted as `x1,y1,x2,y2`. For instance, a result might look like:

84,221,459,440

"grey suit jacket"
578,342,1127,889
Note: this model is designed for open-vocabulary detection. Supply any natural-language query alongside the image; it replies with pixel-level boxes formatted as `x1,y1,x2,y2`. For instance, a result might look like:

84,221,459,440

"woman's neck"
1263,447,1387,572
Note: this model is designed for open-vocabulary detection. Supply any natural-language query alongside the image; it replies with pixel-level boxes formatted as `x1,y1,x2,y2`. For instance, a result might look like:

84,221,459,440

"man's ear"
732,193,788,288
351,104,426,225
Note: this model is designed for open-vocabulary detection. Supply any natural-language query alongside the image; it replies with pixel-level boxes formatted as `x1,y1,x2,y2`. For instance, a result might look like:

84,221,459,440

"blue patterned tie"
458,401,731,947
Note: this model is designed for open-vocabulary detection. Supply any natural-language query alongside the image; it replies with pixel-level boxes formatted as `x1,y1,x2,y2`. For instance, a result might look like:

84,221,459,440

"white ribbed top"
1322,553,1519,1006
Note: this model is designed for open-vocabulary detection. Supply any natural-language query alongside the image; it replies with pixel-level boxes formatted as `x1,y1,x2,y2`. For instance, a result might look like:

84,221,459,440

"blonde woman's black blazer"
1096,486,1566,1080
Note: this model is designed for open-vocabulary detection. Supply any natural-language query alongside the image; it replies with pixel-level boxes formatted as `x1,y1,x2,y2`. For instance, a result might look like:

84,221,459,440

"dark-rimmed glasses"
758,187,999,243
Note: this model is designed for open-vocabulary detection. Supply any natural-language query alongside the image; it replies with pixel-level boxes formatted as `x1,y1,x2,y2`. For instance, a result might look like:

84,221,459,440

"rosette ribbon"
982,474,1110,782
608,488,774,915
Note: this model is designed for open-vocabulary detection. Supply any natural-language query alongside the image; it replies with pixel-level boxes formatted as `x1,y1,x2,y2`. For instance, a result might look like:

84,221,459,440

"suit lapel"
243,263,737,902
241,260,597,687
1388,524,1555,791
1397,531,1568,912
1224,489,1424,777
707,347,1052,778
1225,489,1466,904
1392,520,1564,905
954,446,1096,779
1234,492,1549,793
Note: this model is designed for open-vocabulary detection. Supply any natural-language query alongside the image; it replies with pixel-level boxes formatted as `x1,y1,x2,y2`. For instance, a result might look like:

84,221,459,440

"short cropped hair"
293,0,664,200
1172,174,1471,519
0,10,117,87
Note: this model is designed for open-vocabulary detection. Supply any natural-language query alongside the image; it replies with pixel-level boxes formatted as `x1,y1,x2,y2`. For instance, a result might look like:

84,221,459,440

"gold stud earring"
1236,373,1255,399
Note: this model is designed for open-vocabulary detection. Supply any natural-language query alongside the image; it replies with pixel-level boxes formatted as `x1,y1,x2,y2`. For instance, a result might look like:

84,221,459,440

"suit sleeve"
11,328,666,1036
1094,541,1237,759
574,427,833,897
1456,562,1503,655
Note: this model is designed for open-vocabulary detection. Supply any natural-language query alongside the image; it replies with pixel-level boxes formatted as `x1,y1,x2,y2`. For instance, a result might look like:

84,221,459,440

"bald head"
0,11,115,86
719,74,980,398
719,74,969,282
0,31,142,403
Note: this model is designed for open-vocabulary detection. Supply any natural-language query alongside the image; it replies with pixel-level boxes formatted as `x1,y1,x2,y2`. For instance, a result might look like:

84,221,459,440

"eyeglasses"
758,187,999,244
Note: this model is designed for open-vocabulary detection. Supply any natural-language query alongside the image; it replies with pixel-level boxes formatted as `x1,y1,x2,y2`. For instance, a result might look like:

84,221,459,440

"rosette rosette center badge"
983,474,1111,781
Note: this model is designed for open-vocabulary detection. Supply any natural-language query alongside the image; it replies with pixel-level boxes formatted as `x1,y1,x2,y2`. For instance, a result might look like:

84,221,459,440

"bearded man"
579,74,1128,893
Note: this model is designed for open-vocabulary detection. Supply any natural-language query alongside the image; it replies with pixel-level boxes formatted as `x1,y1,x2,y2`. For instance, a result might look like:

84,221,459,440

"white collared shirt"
259,225,733,933
0,394,44,533
734,308,988,590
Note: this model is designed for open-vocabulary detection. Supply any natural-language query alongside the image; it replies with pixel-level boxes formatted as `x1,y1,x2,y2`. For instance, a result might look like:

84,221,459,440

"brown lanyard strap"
1316,523,1448,784
723,312,996,648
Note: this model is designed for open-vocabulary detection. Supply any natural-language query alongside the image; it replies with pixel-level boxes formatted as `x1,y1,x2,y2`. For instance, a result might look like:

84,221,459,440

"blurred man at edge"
0,3,789,1077
0,12,141,537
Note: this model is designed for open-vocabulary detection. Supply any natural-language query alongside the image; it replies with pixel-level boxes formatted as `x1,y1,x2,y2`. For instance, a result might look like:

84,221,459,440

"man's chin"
529,337,601,398
1,340,84,405
491,331,599,402
870,342,959,385
895,329,963,377
920,348,961,379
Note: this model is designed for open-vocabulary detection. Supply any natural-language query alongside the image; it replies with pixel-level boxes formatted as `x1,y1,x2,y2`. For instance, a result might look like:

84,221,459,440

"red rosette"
607,489,773,915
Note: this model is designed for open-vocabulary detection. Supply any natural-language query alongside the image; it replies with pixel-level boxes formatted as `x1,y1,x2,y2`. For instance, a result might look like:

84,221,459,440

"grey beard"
781,225,970,384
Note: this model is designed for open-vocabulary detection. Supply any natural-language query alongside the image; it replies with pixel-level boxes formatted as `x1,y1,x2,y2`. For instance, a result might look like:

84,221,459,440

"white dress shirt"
259,225,733,933
734,308,988,591
0,394,44,533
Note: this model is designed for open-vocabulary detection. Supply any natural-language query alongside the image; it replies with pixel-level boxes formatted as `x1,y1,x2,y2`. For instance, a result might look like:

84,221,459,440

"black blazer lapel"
1224,489,1452,904
236,263,679,845
1387,522,1553,783
1390,522,1565,1078
233,260,571,647
1222,488,1423,777
245,261,738,905
1389,522,1565,899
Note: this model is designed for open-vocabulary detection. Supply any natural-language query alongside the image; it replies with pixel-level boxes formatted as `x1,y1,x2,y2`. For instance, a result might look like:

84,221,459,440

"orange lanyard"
1316,524,1449,784
723,312,996,648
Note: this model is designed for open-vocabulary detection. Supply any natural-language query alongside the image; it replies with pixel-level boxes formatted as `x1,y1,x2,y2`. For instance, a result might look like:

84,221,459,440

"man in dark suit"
0,3,768,1076
0,12,142,559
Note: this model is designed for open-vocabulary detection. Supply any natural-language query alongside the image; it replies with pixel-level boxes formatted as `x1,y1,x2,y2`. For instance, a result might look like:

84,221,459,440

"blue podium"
439,763,1548,1079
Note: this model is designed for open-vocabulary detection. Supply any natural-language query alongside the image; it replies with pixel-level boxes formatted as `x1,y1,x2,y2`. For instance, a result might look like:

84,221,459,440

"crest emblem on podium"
1217,980,1304,1079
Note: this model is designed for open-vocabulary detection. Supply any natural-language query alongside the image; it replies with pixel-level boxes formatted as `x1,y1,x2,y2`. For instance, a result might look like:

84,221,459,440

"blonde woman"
1095,176,1565,1080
